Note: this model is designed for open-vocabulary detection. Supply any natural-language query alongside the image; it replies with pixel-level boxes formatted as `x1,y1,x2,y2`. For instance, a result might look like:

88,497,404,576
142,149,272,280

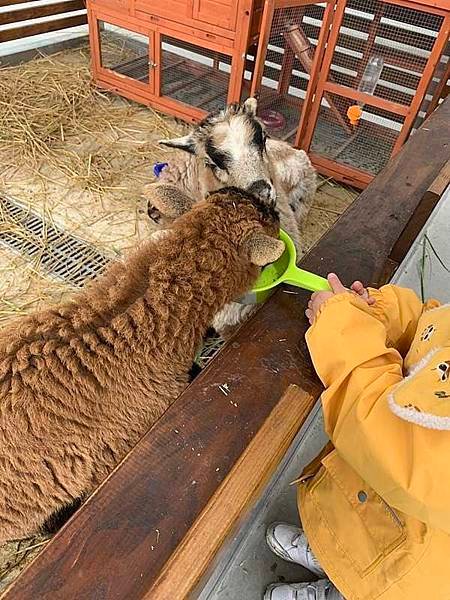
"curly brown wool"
0,187,282,542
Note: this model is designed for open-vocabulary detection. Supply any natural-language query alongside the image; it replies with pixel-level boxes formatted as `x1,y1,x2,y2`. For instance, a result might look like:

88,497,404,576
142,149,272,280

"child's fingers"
305,308,313,325
351,281,365,295
327,273,346,294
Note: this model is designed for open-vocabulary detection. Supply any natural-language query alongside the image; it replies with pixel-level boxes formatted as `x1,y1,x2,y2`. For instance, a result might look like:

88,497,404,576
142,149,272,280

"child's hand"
305,274,374,325
351,280,375,306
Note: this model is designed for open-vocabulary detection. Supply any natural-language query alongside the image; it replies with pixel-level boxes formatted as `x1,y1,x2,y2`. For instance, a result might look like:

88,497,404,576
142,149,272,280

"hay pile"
0,44,184,197
0,43,186,327
0,53,104,165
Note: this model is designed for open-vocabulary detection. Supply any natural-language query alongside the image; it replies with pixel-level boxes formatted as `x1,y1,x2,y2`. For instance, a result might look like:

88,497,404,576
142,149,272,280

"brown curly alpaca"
0,187,284,543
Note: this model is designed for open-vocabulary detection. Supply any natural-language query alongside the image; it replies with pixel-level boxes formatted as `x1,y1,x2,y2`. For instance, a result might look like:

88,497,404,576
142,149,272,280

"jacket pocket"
307,450,406,576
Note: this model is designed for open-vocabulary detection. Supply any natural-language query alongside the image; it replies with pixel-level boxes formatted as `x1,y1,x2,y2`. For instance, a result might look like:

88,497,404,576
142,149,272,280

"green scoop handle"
280,263,330,292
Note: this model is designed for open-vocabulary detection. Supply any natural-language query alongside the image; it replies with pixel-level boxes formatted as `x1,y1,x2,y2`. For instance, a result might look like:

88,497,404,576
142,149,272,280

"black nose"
247,180,272,201
147,203,162,223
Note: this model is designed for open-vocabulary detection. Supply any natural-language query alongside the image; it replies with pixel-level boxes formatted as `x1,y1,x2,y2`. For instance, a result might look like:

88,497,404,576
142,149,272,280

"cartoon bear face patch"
436,361,450,382
421,324,436,342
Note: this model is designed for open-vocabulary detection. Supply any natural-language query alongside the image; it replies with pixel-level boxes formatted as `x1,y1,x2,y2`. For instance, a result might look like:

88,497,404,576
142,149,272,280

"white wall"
392,186,450,303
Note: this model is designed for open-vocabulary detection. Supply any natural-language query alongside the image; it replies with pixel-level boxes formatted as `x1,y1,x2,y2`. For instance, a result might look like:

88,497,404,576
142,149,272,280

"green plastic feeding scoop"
238,229,331,305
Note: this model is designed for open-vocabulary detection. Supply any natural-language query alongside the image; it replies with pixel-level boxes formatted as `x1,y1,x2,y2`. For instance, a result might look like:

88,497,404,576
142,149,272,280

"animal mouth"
148,205,163,224
246,180,276,203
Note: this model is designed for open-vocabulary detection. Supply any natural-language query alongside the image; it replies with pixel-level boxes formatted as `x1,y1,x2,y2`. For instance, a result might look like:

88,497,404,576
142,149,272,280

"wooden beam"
323,81,409,116
4,97,450,600
0,0,34,6
0,14,87,43
387,159,450,270
0,0,85,26
148,385,311,599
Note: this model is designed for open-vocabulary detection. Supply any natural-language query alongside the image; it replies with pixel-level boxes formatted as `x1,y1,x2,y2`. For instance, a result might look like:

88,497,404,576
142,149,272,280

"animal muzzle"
247,179,276,203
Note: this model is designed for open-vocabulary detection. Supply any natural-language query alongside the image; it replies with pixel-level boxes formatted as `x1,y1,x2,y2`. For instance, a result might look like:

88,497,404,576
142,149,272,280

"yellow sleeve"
306,293,450,533
366,284,435,355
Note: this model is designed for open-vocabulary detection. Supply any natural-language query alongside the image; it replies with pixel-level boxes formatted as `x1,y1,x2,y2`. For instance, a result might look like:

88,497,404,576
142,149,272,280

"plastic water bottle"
359,56,384,96
347,56,384,126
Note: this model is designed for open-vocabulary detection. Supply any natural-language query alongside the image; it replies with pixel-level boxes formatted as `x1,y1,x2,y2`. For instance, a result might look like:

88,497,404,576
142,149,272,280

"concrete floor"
197,187,449,600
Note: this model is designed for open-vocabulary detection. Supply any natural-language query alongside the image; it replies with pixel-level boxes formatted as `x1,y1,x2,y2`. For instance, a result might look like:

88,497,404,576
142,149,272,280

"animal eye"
204,158,216,170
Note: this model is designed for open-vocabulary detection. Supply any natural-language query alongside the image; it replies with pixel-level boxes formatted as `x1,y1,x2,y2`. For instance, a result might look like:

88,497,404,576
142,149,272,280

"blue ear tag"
153,162,169,178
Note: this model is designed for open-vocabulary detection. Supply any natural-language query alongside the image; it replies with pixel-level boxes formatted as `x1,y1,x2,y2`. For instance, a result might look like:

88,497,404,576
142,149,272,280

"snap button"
358,491,368,503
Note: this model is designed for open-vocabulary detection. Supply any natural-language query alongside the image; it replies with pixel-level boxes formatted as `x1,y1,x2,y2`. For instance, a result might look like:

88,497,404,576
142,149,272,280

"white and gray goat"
144,98,317,336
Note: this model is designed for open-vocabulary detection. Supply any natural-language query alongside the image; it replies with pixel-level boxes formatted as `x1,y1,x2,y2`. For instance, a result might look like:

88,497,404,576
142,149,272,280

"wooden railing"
0,0,87,44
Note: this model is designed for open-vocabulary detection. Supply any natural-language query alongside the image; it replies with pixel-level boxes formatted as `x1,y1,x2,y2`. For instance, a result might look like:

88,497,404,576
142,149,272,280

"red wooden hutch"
87,0,450,186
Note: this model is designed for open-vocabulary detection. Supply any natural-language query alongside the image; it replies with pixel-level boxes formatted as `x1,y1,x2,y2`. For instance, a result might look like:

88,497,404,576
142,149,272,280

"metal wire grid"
0,194,225,372
99,23,150,84
310,92,403,175
0,194,110,287
330,1,445,107
256,4,323,143
307,1,446,176
160,36,231,113
415,41,450,128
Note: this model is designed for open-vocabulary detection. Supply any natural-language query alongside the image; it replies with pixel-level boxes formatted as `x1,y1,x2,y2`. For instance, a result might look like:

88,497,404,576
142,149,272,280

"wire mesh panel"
416,41,450,127
307,0,448,182
255,3,327,143
310,92,402,174
99,22,150,84
330,0,445,107
160,37,232,113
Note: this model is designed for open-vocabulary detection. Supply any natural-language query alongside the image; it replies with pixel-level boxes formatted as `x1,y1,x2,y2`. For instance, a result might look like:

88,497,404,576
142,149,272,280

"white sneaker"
266,523,325,576
264,579,342,600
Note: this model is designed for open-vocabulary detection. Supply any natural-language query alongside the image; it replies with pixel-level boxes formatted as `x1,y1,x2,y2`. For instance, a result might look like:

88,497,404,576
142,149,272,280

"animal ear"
144,183,195,220
243,97,258,116
242,232,285,267
159,134,196,154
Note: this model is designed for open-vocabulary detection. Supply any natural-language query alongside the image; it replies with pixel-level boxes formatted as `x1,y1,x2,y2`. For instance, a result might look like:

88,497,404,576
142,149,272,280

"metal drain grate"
0,194,110,287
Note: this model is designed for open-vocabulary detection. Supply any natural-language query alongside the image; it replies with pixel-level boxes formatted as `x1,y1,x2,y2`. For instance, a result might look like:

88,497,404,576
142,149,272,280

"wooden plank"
428,158,450,196
0,0,85,26
296,0,337,147
387,159,450,271
393,13,450,153
264,46,423,93
297,21,430,72
347,0,447,25
0,13,87,43
308,1,444,41
4,97,450,600
309,153,374,189
250,0,275,97
323,80,409,116
0,0,34,6
148,385,311,599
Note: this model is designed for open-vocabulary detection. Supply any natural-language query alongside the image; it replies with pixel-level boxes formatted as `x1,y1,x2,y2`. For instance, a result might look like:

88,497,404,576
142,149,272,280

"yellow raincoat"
298,285,450,599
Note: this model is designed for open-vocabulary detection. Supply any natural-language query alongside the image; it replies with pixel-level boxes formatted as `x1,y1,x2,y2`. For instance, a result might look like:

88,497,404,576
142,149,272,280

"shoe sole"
265,522,302,565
